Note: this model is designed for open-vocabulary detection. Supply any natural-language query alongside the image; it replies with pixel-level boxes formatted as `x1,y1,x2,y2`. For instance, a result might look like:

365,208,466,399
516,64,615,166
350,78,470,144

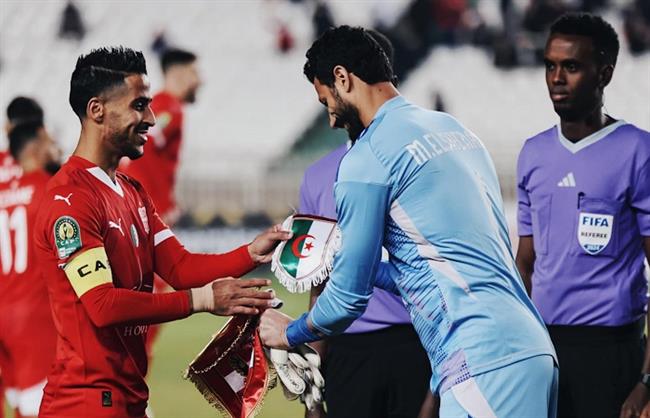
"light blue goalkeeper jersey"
299,96,555,394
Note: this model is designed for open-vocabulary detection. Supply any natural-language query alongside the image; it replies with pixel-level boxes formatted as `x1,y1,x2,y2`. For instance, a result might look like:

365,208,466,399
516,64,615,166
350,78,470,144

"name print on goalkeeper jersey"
306,96,556,393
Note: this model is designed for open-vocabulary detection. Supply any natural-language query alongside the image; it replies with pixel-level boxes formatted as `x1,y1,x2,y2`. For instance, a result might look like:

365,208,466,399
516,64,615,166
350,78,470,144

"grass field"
3,267,312,418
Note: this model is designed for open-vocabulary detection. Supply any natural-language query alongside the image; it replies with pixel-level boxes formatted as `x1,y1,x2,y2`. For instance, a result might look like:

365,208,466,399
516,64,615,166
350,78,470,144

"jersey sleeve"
39,185,191,327
146,195,257,289
298,140,392,340
516,143,533,236
40,186,105,263
632,159,650,236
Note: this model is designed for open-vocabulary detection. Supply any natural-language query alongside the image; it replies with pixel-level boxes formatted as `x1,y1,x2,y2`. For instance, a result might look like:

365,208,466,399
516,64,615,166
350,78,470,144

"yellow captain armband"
63,247,113,297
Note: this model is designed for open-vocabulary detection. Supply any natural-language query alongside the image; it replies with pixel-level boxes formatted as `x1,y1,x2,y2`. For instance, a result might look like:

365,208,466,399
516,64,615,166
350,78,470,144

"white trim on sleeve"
154,229,174,246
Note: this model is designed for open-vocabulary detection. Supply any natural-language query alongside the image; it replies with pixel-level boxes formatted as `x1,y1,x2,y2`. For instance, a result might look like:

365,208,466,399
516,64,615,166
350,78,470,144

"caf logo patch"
54,216,82,259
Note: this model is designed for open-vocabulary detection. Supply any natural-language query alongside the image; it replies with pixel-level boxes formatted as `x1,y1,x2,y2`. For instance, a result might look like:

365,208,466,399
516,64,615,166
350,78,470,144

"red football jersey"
0,151,22,183
122,91,183,223
34,156,257,417
0,169,56,389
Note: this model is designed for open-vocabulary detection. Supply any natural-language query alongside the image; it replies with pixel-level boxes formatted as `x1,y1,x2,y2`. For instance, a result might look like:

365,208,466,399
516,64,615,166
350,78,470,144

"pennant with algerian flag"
271,214,341,293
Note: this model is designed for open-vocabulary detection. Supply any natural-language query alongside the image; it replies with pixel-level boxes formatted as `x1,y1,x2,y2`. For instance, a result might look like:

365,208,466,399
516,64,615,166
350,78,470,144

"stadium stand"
0,1,647,225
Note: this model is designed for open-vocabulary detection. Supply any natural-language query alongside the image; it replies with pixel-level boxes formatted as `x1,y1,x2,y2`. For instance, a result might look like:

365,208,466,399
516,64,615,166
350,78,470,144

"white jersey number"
0,206,28,274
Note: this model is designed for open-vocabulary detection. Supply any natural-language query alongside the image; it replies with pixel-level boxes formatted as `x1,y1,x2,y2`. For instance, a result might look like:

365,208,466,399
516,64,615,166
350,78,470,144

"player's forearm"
80,284,191,327
156,240,256,289
300,181,389,342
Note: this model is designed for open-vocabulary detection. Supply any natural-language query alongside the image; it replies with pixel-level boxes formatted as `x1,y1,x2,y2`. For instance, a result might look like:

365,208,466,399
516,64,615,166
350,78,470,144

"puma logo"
54,193,73,206
108,218,124,236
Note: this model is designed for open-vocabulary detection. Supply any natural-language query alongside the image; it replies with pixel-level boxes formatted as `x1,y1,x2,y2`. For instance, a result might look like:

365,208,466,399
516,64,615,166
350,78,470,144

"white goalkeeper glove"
266,344,324,409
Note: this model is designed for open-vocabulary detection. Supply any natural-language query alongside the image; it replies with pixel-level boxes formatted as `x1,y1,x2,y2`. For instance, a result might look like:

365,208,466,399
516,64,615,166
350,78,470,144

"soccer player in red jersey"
1,97,46,186
0,121,61,418
121,48,200,226
34,46,289,418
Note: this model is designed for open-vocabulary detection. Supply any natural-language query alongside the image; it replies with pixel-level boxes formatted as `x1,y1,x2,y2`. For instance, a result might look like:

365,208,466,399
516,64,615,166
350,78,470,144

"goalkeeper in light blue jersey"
260,26,558,417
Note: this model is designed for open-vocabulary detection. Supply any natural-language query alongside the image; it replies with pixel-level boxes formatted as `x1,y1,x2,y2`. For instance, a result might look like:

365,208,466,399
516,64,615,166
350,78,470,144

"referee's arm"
621,238,650,418
515,237,535,296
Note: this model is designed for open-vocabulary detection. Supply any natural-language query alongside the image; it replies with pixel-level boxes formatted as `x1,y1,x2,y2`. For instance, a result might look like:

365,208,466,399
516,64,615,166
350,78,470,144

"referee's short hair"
550,13,620,67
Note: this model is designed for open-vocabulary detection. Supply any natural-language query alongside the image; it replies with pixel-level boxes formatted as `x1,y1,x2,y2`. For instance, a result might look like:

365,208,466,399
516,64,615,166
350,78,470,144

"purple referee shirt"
299,143,412,333
517,121,650,326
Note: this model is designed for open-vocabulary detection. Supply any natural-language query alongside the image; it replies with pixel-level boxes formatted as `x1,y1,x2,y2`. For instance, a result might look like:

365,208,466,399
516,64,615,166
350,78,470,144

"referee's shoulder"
522,126,556,153
617,123,650,147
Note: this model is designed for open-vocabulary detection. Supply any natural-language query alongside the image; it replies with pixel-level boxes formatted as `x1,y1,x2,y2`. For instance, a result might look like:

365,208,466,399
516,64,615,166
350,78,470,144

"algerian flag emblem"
271,214,341,293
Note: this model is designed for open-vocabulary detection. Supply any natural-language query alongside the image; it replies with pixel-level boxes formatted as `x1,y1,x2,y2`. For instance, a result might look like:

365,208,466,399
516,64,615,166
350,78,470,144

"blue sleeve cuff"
286,313,321,347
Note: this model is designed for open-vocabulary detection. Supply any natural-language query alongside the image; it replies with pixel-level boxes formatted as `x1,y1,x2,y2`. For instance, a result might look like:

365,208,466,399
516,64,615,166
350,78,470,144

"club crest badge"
271,214,341,293
577,212,613,255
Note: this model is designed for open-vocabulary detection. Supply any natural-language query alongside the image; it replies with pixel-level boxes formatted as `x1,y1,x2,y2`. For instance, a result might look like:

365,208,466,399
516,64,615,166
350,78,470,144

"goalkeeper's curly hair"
303,25,396,87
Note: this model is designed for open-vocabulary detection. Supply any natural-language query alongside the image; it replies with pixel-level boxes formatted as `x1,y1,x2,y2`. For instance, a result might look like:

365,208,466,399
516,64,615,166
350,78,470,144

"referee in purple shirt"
299,30,434,418
516,13,650,418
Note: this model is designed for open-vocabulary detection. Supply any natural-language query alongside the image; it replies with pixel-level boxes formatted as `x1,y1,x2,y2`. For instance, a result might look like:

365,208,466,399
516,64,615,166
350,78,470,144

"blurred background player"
4,97,44,135
1,97,45,184
0,120,61,418
34,46,287,418
122,47,201,226
299,29,435,418
0,96,49,418
516,13,650,418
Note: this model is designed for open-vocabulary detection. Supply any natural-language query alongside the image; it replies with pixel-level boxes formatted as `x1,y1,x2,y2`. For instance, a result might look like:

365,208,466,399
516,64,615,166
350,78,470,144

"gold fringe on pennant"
183,369,233,418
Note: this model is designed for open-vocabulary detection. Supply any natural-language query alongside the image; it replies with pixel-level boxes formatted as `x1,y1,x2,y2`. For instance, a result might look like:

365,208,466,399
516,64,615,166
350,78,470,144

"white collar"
86,167,124,197
556,119,626,154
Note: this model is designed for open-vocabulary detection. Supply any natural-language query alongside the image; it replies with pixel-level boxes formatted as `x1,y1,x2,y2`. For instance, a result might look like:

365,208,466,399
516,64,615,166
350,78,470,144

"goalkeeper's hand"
266,344,325,410
259,308,293,349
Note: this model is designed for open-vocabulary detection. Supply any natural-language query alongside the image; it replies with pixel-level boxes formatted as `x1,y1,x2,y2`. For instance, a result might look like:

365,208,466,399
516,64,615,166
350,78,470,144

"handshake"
266,344,325,410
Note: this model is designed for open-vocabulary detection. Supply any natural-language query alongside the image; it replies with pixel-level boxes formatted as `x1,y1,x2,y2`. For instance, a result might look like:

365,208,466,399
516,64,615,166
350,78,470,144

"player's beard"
332,90,364,141
184,87,197,104
111,125,145,160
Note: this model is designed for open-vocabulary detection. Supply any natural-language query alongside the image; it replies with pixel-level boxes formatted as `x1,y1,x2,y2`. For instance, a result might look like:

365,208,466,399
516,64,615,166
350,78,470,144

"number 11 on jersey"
0,206,28,275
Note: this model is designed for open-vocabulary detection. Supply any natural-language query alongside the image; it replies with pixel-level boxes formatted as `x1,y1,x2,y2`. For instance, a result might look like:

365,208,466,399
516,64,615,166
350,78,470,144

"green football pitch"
3,267,311,418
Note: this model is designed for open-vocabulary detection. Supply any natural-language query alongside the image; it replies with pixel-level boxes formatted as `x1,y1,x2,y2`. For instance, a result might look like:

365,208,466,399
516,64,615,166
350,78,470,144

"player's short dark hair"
366,29,398,85
304,25,394,87
549,13,619,66
8,120,42,160
69,46,147,119
160,48,196,73
367,29,394,65
6,96,44,126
